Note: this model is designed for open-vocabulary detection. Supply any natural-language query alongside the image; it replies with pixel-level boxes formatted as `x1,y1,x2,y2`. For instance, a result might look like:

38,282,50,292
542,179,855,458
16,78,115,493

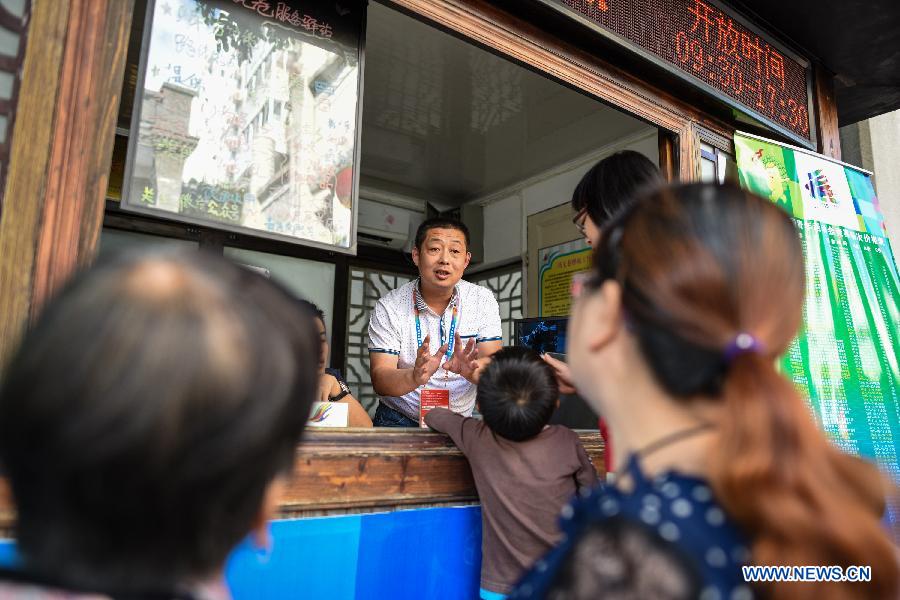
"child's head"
477,347,559,441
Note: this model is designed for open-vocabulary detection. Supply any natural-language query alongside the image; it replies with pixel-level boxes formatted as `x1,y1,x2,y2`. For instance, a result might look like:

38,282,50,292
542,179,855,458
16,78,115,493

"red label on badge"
419,388,450,428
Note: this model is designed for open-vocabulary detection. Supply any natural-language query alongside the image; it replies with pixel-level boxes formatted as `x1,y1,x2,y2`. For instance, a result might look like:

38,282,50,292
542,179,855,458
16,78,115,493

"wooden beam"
330,258,351,373
0,0,70,368
814,64,841,160
0,2,33,218
0,0,134,367
658,130,678,182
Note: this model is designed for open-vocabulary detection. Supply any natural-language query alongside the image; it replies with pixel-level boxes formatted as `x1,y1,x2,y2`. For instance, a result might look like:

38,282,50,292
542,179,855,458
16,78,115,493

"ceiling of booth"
358,2,653,207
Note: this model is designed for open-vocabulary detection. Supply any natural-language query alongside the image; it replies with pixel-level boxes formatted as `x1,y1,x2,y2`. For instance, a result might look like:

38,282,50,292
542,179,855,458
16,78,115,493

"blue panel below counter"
1,505,483,599
226,505,482,599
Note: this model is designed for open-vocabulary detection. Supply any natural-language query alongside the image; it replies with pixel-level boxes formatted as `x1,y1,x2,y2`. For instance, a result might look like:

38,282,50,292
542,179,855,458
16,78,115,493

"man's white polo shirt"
368,278,502,421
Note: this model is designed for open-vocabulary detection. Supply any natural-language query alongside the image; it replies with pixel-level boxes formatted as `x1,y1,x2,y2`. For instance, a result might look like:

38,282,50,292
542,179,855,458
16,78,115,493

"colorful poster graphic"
307,401,349,428
538,239,592,316
735,133,900,500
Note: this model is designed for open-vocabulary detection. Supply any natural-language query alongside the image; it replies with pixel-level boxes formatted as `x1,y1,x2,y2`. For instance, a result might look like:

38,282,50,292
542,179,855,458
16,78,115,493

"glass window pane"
718,152,739,184
98,228,198,260
344,268,413,411
0,27,17,57
224,247,336,339
470,267,523,347
351,278,363,305
0,0,28,19
0,71,14,100
701,157,716,182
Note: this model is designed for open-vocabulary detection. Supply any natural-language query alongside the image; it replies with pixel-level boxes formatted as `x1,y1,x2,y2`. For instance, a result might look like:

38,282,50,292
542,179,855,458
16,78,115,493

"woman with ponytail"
510,183,898,600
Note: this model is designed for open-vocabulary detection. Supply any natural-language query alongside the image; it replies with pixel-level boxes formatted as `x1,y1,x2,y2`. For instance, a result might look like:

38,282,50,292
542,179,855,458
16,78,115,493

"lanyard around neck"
413,285,459,358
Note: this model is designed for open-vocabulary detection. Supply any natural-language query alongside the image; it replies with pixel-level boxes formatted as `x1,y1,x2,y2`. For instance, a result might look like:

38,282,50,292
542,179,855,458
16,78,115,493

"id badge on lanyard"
414,288,458,427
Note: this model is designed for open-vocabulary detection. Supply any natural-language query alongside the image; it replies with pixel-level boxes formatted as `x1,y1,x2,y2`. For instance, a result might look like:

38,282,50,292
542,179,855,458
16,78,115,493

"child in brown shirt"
425,347,598,599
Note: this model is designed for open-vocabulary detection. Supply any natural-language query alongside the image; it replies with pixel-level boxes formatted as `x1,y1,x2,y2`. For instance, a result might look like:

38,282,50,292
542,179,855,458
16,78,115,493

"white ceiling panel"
360,2,654,206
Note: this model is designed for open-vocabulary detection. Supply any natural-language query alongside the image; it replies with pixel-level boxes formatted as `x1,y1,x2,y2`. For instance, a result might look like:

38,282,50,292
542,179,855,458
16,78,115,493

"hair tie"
724,332,764,362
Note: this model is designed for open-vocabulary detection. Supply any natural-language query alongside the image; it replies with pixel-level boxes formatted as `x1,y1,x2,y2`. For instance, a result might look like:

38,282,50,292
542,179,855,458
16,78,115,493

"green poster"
736,133,900,496
735,135,804,218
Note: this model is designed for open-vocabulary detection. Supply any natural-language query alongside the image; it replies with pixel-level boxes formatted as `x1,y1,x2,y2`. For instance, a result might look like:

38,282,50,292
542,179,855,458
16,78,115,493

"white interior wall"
482,194,522,267
471,127,659,269
840,110,900,241
869,111,900,241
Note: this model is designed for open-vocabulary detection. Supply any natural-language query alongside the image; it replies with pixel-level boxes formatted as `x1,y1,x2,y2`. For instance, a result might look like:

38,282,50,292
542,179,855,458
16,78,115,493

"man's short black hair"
477,347,559,441
414,217,470,251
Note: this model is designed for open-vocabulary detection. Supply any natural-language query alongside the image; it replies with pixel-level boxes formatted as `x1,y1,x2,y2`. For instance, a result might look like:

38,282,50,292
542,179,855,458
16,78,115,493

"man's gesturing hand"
443,333,479,383
413,334,448,387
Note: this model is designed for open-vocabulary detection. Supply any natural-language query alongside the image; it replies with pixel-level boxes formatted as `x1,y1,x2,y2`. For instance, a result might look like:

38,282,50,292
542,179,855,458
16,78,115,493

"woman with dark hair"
569,150,664,248
0,250,321,599
546,150,665,471
512,184,898,599
296,299,373,427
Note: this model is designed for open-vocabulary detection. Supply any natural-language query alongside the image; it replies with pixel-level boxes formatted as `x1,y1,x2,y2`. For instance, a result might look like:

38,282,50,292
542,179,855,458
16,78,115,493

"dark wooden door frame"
0,0,135,366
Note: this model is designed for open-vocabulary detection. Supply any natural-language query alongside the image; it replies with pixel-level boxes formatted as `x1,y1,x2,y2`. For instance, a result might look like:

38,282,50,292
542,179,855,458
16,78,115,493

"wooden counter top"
0,429,605,533
279,428,605,517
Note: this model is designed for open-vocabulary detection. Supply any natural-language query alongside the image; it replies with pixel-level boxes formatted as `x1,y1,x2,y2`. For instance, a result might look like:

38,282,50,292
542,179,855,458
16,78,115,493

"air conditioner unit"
357,198,411,249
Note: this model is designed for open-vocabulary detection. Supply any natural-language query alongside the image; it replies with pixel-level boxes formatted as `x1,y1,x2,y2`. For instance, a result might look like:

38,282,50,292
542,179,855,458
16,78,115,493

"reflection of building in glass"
202,38,357,245
131,82,199,213
131,2,359,248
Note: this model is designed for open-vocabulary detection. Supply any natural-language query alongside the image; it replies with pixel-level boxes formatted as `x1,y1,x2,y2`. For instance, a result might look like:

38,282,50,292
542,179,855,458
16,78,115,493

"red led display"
552,0,811,140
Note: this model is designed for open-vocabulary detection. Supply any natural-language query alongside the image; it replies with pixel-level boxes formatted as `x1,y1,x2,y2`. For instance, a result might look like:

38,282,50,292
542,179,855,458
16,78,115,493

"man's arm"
474,339,502,370
370,352,418,397
368,298,419,397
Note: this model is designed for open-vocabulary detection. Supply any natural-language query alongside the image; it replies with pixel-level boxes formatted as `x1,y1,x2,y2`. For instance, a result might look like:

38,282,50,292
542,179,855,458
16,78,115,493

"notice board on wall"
538,239,592,317
122,0,365,252
735,132,900,496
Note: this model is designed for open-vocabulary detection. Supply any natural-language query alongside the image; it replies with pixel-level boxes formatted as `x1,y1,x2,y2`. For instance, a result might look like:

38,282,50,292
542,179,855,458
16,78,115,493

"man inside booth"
367,217,503,427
